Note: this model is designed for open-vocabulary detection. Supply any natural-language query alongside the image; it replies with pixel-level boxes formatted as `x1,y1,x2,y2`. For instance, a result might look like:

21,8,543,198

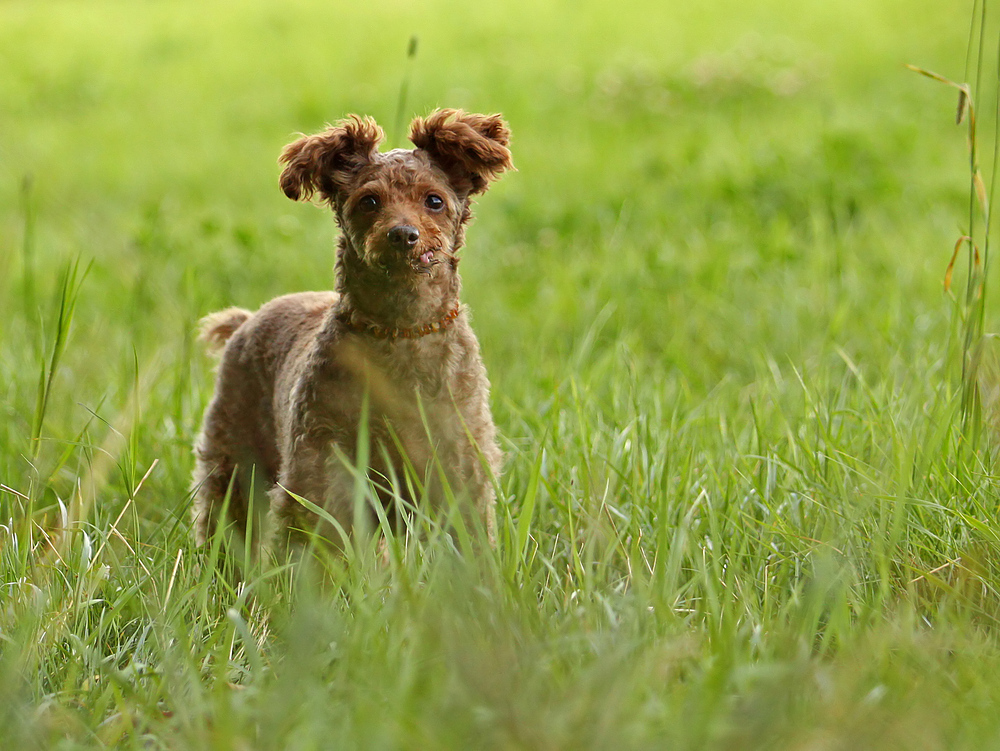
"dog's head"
279,109,513,276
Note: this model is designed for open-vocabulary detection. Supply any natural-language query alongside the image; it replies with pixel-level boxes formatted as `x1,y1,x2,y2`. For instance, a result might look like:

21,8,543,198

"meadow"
2,0,999,747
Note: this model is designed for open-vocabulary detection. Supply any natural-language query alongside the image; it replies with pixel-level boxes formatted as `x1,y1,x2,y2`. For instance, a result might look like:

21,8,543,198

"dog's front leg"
264,435,357,559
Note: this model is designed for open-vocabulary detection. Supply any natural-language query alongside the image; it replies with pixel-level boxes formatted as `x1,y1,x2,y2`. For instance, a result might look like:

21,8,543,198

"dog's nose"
387,225,420,249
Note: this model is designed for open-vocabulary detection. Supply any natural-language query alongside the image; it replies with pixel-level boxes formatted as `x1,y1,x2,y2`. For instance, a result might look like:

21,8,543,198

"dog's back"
191,291,337,545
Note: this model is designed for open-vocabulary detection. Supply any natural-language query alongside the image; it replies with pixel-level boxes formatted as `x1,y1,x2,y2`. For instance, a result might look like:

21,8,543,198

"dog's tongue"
419,250,434,264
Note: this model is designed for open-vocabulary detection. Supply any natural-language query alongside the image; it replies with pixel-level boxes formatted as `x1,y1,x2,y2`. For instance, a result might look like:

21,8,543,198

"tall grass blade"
352,390,372,538
30,256,92,460
19,175,35,310
284,486,353,559
391,35,419,147
509,447,543,578
910,6,999,437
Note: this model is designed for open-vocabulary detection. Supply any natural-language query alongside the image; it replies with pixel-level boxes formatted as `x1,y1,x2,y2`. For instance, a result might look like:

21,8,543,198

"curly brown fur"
191,109,513,555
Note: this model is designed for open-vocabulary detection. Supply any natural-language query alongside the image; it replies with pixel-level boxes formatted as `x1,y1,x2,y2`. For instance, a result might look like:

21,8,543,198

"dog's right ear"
279,116,384,202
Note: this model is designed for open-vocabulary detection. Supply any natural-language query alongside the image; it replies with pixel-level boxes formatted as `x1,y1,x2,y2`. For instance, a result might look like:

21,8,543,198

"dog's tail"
198,307,252,354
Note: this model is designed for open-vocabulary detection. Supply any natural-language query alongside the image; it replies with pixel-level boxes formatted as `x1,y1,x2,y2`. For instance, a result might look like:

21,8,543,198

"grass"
2,0,1000,747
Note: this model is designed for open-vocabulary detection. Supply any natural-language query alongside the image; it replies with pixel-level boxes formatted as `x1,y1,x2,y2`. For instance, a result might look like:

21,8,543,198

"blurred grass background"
4,0,1000,747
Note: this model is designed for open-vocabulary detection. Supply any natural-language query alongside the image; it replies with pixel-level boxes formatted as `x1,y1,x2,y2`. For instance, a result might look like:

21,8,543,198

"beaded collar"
339,305,460,340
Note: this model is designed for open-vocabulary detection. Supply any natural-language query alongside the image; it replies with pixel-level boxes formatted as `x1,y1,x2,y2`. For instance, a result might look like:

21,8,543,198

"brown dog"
191,109,512,555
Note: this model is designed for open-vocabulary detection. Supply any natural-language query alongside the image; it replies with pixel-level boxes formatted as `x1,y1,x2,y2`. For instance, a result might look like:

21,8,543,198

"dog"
191,109,512,555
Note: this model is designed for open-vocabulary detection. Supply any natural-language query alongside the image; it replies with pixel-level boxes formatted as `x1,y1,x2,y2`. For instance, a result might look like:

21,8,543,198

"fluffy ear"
409,109,513,195
279,116,384,202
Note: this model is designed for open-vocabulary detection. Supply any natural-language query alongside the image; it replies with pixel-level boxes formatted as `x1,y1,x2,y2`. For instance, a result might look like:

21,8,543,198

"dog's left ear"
409,109,514,195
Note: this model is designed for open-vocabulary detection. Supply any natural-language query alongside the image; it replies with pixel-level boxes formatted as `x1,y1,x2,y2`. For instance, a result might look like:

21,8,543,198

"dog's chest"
303,333,467,425
290,333,470,469
363,335,458,394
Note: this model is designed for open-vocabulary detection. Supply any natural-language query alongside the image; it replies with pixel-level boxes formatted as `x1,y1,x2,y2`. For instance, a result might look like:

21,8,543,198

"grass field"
5,0,1000,747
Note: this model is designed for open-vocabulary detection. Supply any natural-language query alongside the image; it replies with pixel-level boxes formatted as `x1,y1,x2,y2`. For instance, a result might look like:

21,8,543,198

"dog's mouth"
404,246,446,275
365,241,449,277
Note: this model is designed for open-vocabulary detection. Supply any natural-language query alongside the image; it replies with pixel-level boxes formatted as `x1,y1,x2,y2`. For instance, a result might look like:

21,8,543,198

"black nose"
387,225,420,248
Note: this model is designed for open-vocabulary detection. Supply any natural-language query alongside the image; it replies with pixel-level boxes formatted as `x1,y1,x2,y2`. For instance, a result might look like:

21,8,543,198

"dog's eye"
425,194,445,212
358,195,379,212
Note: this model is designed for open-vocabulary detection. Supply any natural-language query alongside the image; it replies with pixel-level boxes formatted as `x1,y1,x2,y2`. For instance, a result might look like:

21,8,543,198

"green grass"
3,0,1000,747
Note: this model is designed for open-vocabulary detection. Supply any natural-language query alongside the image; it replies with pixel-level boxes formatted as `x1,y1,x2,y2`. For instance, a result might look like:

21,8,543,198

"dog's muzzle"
387,224,420,250
378,224,438,271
